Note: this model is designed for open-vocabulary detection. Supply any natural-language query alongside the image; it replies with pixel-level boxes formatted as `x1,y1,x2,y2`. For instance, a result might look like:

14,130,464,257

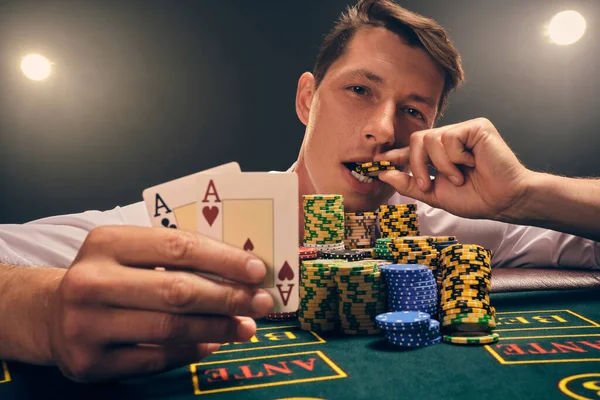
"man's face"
298,27,445,212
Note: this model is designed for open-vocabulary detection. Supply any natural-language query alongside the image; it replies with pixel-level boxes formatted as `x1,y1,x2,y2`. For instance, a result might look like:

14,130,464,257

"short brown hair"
313,0,464,118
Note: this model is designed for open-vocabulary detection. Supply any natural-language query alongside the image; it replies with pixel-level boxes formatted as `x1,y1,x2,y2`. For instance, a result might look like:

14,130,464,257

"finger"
86,309,256,344
71,342,218,383
438,125,476,167
408,132,432,191
373,147,410,167
84,226,267,285
422,134,465,185
69,266,274,317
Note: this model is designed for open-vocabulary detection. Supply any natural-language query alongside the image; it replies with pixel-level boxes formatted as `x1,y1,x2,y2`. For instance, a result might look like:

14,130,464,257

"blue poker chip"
386,278,436,287
388,288,437,296
390,301,438,309
385,280,437,291
386,285,437,293
386,321,438,339
389,304,437,315
389,297,437,305
375,311,430,330
386,329,438,342
381,264,432,276
387,335,442,348
385,277,436,285
386,333,431,344
390,293,437,302
386,278,435,287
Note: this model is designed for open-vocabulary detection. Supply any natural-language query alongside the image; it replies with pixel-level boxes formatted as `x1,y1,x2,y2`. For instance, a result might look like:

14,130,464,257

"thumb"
378,170,435,206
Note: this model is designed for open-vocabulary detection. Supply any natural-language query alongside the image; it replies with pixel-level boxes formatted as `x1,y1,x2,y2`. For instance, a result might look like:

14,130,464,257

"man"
0,0,598,384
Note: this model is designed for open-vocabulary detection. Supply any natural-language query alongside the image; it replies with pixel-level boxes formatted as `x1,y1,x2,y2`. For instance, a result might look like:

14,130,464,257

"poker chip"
303,195,345,248
377,205,420,239
344,211,378,249
298,255,385,335
299,193,497,345
376,312,441,348
353,161,398,178
381,265,438,315
443,332,500,345
437,243,498,343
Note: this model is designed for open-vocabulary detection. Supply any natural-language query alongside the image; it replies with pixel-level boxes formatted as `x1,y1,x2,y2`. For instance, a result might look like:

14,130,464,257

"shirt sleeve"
0,201,150,269
387,193,600,269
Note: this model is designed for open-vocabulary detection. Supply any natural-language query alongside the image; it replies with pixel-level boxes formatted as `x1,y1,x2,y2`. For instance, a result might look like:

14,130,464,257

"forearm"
505,172,600,242
0,264,64,365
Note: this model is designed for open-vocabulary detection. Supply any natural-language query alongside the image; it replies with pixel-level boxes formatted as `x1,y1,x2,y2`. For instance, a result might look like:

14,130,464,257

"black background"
1,0,599,224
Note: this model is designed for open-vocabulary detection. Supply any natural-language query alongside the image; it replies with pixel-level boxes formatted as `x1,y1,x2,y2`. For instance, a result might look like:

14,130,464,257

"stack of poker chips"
376,311,442,348
298,259,387,335
437,243,499,345
381,264,437,316
320,249,366,262
303,195,345,252
378,204,419,238
299,259,344,332
332,260,385,335
344,211,377,249
373,236,439,274
354,161,397,179
266,246,318,322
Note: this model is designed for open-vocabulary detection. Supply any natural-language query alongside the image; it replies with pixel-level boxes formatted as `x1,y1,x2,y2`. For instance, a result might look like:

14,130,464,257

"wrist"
39,268,64,365
499,170,557,225
498,170,545,224
0,265,64,365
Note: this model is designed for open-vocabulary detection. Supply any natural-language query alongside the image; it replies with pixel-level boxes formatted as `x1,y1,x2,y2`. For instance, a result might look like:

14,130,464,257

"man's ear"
295,72,316,126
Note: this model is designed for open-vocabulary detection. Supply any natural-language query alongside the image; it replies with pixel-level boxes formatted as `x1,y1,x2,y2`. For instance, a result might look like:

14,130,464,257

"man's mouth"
342,162,375,183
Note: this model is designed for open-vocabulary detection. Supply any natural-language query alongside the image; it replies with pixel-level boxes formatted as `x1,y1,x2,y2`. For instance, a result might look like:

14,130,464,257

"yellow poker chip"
443,297,491,306
443,319,497,331
441,269,491,277
443,332,500,345
440,307,492,316
441,244,487,254
444,247,491,257
441,257,491,265
442,271,490,280
441,299,491,310
441,261,492,268
450,284,491,291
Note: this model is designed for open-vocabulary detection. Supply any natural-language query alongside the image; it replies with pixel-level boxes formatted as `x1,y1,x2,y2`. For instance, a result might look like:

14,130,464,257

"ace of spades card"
196,172,299,313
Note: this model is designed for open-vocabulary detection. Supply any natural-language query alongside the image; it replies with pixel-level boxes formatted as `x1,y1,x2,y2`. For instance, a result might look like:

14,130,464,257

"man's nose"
363,102,396,148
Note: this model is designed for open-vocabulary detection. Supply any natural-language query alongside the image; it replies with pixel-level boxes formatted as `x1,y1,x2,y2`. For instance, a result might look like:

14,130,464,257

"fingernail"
237,318,256,340
449,176,461,185
417,178,425,189
251,291,273,315
246,259,266,282
207,343,221,353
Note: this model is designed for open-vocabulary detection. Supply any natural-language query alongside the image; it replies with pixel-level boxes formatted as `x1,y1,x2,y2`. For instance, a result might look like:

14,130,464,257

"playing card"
142,162,241,231
196,172,299,313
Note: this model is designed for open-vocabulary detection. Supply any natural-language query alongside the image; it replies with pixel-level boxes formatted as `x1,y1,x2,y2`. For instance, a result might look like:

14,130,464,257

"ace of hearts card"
196,172,299,313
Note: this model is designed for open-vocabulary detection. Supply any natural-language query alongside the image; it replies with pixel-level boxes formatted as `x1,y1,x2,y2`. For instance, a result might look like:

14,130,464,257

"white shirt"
1,169,599,270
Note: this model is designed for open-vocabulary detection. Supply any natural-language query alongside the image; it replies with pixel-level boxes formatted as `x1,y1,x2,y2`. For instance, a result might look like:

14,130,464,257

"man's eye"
404,108,424,120
349,86,367,95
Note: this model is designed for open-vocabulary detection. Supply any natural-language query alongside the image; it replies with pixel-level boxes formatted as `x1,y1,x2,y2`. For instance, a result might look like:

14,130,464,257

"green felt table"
3,289,600,400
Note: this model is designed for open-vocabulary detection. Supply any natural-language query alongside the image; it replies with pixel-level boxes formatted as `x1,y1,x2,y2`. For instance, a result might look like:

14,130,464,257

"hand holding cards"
143,163,299,314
